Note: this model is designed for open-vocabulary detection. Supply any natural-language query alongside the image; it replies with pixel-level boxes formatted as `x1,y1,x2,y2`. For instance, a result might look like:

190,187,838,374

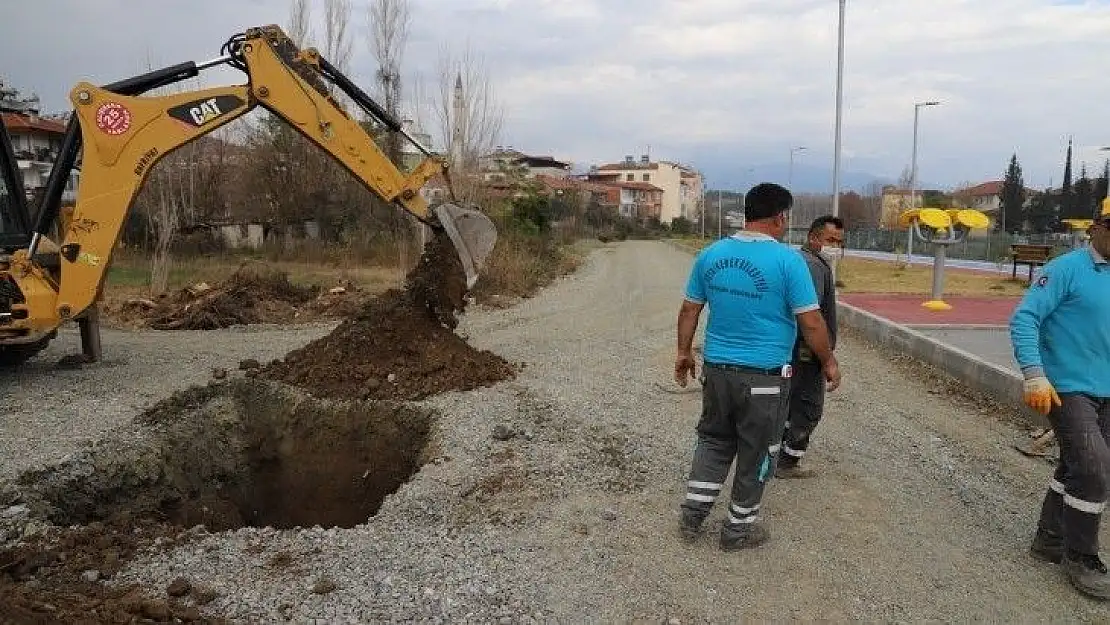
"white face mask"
818,247,838,263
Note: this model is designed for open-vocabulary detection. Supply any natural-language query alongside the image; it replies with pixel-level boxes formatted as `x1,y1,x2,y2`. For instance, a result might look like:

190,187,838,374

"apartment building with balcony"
590,154,704,224
1,79,77,203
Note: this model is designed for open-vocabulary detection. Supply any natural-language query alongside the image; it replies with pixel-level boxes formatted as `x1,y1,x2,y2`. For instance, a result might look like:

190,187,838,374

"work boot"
775,456,816,479
1062,550,1110,600
679,511,704,544
775,463,816,479
719,524,770,552
1029,529,1063,564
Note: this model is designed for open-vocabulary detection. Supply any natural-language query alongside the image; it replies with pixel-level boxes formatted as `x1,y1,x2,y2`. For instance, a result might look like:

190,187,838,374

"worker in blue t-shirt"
1011,210,1110,599
675,182,841,551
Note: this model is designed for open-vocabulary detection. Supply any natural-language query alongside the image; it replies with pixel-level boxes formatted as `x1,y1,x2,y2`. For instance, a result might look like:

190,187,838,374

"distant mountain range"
693,160,925,195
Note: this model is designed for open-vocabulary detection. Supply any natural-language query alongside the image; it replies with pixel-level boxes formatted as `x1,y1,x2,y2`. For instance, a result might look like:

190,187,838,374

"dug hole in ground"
2,239,1110,623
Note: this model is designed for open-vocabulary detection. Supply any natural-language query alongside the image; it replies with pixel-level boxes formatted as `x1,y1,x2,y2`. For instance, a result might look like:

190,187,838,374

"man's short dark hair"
808,215,845,236
744,183,793,221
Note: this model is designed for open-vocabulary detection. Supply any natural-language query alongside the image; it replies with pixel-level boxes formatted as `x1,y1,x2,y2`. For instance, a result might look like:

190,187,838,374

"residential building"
398,117,434,171
591,154,704,224
951,180,1038,214
609,181,664,220
879,186,924,229
952,181,1003,214
680,169,704,223
1,80,76,203
480,147,572,182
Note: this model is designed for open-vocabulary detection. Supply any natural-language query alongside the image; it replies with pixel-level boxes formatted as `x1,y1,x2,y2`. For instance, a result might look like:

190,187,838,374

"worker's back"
685,232,818,370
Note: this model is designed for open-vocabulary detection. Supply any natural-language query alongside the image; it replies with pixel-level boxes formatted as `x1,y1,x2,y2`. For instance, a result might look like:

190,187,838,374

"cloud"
3,0,1110,190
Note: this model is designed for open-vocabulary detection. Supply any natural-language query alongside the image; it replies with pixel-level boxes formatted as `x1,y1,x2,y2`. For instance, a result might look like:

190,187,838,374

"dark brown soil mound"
260,230,517,400
0,519,224,624
147,267,320,330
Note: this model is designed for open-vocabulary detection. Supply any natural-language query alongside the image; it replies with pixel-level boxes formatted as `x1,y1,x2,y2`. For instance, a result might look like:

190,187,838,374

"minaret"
451,72,465,169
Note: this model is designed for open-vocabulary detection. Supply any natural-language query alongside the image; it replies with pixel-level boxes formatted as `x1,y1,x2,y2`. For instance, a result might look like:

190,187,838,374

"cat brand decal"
167,95,245,128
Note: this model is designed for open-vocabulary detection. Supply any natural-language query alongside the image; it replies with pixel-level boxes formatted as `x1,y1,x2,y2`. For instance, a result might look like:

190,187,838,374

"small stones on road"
492,424,518,441
166,576,191,597
313,576,339,595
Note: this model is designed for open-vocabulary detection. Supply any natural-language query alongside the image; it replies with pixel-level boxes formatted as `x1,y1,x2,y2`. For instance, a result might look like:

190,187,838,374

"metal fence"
778,227,1086,263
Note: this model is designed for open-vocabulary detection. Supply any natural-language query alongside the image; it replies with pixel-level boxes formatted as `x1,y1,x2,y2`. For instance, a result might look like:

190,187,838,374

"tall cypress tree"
1073,163,1093,220
1060,136,1074,218
999,153,1026,234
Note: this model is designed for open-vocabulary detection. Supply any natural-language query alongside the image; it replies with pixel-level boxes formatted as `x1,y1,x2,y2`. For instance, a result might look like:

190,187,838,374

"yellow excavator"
0,24,497,367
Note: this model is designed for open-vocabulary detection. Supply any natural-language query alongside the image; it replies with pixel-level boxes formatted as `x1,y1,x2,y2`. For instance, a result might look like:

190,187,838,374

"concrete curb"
837,301,1047,428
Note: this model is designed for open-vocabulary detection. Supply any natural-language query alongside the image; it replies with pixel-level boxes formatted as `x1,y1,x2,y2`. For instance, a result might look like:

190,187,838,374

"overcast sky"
5,0,1110,192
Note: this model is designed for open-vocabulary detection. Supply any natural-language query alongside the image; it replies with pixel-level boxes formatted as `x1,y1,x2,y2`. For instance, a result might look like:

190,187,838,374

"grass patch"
471,231,587,304
668,238,1026,297
835,257,1027,297
103,250,404,306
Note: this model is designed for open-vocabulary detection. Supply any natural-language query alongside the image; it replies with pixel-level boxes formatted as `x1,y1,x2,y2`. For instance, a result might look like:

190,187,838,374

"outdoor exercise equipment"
898,207,991,311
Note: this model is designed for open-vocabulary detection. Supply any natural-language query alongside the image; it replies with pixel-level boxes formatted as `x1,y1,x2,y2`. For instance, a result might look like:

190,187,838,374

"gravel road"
5,239,1110,622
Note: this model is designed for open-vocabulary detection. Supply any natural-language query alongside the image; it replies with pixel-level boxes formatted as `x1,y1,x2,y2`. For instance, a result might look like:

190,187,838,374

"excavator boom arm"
5,24,495,338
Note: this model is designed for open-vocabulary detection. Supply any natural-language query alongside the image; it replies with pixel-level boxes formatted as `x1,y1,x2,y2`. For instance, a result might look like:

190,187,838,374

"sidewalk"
836,291,1038,424
837,293,1020,373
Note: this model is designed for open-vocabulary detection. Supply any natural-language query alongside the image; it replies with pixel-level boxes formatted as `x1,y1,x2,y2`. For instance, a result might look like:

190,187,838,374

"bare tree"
367,0,419,267
367,0,411,164
287,0,312,47
898,164,913,189
323,0,354,73
431,42,504,204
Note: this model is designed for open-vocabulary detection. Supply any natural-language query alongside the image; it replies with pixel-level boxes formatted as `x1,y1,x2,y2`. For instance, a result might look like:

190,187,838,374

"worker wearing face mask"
777,215,844,479
1012,207,1110,599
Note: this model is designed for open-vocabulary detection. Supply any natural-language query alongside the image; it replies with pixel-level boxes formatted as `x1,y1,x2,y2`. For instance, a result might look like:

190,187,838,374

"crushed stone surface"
0,322,336,482
4,240,1110,622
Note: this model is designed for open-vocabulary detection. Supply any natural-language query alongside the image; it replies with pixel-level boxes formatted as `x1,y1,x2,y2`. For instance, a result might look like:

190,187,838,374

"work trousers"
681,362,791,540
780,360,825,466
1037,393,1110,555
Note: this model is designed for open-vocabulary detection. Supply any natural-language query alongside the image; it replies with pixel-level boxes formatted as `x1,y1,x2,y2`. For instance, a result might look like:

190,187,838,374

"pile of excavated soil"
143,267,321,330
260,229,518,401
0,519,220,624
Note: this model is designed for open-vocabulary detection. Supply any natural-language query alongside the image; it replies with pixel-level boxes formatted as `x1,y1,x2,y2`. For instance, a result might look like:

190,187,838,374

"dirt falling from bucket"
260,228,518,401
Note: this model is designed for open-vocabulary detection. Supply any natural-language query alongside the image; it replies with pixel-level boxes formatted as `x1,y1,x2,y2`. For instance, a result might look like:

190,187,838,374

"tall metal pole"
907,101,939,260
700,186,705,238
908,104,920,259
717,189,723,238
788,146,806,244
832,0,846,219
910,105,920,214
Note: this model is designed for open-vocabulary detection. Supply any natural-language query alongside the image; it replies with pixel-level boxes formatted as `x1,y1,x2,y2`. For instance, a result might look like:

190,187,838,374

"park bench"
1010,244,1052,283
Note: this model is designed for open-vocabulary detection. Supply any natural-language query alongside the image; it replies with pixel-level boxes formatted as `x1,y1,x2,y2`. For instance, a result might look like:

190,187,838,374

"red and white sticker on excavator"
95,102,132,135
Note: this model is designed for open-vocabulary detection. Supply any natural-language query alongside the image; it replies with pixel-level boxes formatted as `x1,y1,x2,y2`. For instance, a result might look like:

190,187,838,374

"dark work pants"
1037,394,1110,555
681,363,791,540
780,360,825,466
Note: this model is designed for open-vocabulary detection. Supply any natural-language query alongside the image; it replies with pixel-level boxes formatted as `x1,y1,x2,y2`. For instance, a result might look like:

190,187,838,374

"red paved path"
839,293,1021,325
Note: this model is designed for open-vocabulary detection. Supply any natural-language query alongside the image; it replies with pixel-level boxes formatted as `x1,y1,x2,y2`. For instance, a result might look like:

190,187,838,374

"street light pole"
908,100,940,259
788,146,807,244
832,0,846,220
717,189,723,238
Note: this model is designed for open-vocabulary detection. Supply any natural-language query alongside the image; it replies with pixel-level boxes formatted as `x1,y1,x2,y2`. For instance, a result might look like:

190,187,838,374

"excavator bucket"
433,203,498,290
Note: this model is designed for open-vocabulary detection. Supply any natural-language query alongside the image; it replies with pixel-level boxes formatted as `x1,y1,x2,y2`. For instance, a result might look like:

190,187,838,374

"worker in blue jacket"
1011,209,1110,599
